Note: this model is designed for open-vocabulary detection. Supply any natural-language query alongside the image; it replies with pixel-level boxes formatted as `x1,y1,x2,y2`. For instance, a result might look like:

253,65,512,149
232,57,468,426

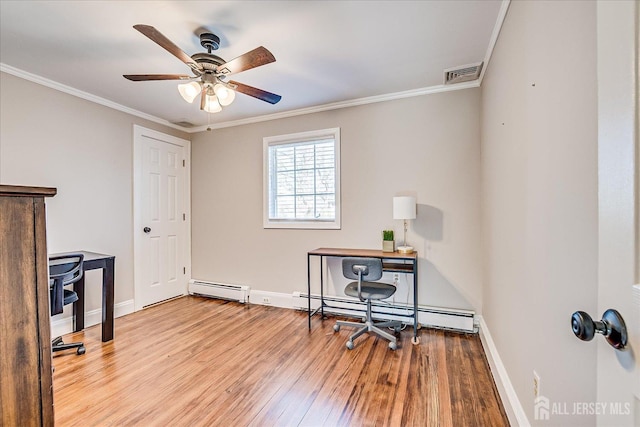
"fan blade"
123,74,193,81
217,47,275,75
133,24,199,72
229,80,281,104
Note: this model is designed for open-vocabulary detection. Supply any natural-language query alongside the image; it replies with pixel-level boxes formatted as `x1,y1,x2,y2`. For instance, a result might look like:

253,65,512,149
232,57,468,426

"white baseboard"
189,279,250,303
478,315,530,427
52,291,475,337
292,291,475,332
248,290,295,309
235,289,475,332
50,299,135,338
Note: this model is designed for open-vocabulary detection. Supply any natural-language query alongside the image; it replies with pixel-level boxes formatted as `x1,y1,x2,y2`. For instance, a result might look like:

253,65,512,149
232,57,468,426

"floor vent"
444,61,483,85
292,292,476,333
189,280,249,303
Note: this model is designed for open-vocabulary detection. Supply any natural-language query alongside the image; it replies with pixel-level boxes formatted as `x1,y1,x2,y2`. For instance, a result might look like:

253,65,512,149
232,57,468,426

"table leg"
320,256,324,319
307,253,311,330
74,275,85,332
412,260,420,345
102,258,115,342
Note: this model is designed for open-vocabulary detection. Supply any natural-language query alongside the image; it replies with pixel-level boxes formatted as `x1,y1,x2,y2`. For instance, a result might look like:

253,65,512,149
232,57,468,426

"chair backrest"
49,254,84,316
342,257,383,281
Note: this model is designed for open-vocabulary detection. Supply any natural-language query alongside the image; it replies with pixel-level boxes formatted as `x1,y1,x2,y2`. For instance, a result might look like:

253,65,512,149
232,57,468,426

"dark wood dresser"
0,185,56,426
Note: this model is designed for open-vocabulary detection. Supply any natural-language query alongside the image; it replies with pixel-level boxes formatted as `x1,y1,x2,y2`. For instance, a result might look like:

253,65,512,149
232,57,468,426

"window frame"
263,127,341,229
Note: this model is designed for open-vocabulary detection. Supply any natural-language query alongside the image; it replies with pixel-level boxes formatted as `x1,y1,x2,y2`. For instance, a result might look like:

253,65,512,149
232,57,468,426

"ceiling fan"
123,24,281,113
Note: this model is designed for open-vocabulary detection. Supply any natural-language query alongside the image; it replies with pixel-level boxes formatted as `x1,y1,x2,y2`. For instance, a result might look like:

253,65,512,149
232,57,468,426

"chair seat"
63,289,78,305
345,281,396,300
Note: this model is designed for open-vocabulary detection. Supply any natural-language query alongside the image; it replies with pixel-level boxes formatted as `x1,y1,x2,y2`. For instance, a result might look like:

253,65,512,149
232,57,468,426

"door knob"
143,227,151,233
571,309,627,350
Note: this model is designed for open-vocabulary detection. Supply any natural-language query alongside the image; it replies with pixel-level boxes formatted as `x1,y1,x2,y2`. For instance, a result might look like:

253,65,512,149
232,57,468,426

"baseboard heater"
189,279,250,303
292,292,476,333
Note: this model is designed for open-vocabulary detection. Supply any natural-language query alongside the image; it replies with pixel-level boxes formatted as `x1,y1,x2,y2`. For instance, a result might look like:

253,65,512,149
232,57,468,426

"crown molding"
0,63,188,133
193,80,481,132
1,64,481,134
478,0,511,85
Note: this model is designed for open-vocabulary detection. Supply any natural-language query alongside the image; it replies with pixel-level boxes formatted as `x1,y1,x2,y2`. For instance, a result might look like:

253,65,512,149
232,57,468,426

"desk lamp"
393,196,416,254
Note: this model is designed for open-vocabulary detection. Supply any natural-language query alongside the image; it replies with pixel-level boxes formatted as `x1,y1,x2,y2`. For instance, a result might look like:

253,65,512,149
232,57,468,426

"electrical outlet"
533,370,541,397
262,297,271,304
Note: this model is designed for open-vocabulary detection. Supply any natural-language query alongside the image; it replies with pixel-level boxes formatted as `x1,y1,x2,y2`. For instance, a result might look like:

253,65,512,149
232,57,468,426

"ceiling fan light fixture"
178,81,202,103
204,93,222,113
125,25,282,116
213,83,236,106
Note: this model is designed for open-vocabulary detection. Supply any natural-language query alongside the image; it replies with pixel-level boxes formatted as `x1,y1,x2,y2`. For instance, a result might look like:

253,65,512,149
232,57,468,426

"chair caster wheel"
334,324,340,332
389,341,397,350
77,346,86,355
394,325,402,333
346,341,354,350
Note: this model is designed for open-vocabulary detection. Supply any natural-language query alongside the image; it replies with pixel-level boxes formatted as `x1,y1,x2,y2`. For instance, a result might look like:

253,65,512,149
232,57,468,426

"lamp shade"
393,196,416,220
178,81,201,103
213,83,236,106
203,93,222,113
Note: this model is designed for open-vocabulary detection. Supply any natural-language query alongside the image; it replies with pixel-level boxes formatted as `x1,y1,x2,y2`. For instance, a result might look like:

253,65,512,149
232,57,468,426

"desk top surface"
50,250,115,261
308,247,417,260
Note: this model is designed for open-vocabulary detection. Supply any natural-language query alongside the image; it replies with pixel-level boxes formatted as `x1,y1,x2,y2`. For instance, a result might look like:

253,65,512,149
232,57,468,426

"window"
264,128,341,229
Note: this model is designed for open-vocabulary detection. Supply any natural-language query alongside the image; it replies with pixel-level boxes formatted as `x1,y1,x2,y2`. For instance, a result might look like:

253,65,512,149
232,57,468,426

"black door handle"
571,309,627,350
143,227,151,233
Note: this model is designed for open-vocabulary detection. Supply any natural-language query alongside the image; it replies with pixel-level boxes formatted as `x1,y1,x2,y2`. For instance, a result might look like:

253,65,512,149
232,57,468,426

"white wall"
191,89,483,312
481,1,598,425
0,72,189,319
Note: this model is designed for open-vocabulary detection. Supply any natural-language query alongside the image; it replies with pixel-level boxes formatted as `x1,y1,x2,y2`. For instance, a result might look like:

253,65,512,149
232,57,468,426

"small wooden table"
50,250,115,342
307,248,419,344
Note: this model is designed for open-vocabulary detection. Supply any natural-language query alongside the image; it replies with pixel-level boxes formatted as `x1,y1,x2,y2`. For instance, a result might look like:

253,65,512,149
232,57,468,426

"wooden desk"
307,248,419,344
50,250,115,342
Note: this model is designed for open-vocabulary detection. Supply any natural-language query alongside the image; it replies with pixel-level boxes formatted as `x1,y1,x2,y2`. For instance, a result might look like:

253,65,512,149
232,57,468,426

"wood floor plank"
297,331,374,425
52,296,509,426
432,328,454,427
249,325,346,426
385,330,414,427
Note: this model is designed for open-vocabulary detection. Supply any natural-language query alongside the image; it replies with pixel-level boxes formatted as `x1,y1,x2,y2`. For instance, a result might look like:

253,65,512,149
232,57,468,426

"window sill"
263,219,341,230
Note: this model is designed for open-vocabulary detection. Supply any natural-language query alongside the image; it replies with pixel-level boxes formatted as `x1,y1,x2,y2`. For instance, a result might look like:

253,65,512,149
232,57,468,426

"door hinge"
183,267,186,274
183,159,185,167
183,213,186,221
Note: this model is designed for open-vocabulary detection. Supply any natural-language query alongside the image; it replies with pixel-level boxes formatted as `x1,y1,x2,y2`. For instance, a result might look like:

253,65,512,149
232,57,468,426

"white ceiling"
0,1,504,131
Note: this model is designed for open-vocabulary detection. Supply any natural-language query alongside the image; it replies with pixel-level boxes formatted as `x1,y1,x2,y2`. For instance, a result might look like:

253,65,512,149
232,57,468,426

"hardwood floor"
53,296,509,426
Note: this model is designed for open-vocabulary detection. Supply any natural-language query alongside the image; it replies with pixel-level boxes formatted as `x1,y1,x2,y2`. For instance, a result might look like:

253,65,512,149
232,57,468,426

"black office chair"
49,254,86,355
333,257,402,350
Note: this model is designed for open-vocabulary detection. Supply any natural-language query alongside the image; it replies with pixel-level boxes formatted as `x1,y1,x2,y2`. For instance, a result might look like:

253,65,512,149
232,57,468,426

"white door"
595,2,638,425
134,126,190,310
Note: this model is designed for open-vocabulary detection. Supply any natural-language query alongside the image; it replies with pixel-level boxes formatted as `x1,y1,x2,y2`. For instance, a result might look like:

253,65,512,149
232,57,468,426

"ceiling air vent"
174,121,195,128
443,62,483,85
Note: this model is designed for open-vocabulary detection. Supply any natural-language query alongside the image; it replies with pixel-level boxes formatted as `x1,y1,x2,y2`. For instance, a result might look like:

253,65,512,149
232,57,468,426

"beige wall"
0,2,610,420
191,89,482,312
0,2,608,421
481,1,598,425
0,72,189,315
